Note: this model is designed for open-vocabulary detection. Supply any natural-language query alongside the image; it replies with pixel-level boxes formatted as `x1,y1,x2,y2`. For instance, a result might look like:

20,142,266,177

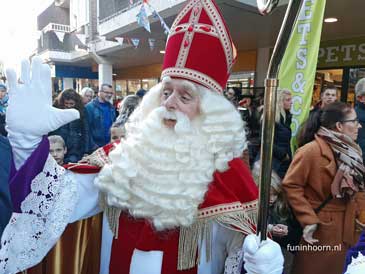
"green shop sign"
318,37,365,68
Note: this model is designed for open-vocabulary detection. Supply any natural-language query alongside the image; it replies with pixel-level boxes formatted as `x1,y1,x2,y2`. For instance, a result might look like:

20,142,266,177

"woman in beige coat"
283,102,365,274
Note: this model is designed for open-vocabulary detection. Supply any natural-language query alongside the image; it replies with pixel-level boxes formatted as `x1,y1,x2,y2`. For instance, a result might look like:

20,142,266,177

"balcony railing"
99,0,143,24
42,23,71,33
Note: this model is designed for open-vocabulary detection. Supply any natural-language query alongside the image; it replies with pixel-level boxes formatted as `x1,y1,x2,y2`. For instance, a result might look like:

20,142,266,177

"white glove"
243,234,284,274
302,224,318,244
345,254,365,274
6,57,79,168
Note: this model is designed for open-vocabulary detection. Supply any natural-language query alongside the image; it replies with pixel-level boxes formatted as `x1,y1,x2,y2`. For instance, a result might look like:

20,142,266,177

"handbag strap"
314,194,333,214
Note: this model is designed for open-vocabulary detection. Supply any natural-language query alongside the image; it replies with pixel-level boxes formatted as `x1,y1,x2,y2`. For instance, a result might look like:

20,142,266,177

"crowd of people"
1,0,365,274
0,81,144,163
222,79,365,274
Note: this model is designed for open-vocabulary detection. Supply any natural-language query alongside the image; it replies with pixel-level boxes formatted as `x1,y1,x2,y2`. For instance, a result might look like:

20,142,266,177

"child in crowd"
251,160,300,274
48,135,67,165
251,161,289,239
110,123,126,143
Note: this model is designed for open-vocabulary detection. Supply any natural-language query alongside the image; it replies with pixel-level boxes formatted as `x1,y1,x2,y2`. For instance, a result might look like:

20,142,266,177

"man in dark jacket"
85,83,116,151
272,110,292,179
355,78,365,163
0,136,12,239
310,84,337,114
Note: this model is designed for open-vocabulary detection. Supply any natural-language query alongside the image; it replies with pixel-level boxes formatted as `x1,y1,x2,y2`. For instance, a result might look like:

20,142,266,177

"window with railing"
99,0,143,23
42,23,71,33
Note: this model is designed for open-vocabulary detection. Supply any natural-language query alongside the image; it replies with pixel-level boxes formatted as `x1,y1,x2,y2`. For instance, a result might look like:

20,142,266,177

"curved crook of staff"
256,0,304,242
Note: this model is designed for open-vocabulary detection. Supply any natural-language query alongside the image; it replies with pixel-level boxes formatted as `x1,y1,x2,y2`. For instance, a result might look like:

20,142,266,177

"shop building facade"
35,0,365,105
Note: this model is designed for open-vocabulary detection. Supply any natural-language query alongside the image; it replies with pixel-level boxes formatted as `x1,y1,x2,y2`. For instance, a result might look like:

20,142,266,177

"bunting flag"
54,31,65,43
148,38,156,51
136,4,151,33
113,36,165,50
115,37,124,46
130,38,140,48
76,34,87,45
277,0,327,151
149,5,170,36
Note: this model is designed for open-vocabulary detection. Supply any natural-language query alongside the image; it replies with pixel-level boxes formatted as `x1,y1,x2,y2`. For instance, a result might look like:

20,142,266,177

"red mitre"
161,0,237,94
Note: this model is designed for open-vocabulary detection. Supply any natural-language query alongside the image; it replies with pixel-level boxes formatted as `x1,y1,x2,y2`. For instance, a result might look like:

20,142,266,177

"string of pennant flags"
48,0,171,51
112,0,170,50
51,31,161,51
136,0,170,35
113,36,160,51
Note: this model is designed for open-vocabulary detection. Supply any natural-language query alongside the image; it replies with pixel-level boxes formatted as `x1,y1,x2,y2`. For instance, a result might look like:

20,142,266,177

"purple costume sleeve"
9,136,50,213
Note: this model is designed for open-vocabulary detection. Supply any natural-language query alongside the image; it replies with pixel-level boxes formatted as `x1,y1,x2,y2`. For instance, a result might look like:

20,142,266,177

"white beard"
95,106,216,230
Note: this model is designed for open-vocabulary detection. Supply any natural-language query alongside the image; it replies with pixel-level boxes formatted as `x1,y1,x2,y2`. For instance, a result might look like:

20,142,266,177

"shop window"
348,68,365,105
115,80,127,97
227,72,255,96
142,78,158,91
77,78,99,94
127,79,142,94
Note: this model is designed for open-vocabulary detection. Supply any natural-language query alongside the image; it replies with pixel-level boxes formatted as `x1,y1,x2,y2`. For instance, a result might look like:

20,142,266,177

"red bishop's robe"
108,158,258,274
64,144,258,274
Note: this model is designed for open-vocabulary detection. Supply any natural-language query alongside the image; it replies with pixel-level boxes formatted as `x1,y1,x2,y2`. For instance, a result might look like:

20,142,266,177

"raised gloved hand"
6,57,79,168
243,234,284,274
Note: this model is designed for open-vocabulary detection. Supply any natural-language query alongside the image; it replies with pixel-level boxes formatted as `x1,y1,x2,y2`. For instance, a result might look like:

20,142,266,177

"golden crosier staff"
256,0,304,241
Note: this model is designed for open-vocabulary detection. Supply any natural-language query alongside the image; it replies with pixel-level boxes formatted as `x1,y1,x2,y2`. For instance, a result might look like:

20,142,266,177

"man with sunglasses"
355,78,365,164
85,83,116,151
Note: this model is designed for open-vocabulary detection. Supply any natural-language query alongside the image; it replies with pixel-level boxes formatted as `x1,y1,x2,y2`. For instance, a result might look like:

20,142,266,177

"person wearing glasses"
85,83,116,151
355,78,365,164
282,102,365,274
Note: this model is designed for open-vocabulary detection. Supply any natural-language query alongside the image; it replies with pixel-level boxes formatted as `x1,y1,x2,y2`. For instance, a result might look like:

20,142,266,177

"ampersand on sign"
292,73,306,93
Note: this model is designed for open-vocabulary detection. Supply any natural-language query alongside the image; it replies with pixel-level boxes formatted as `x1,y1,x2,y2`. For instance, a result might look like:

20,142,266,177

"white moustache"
155,107,193,134
162,110,177,120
